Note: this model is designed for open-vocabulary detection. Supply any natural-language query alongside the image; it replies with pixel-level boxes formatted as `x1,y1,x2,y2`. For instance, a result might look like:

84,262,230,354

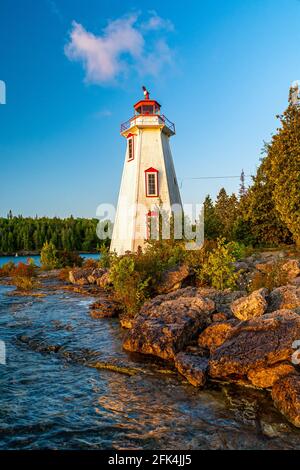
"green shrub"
109,256,150,316
56,250,83,268
196,237,239,290
227,241,247,260
40,241,59,270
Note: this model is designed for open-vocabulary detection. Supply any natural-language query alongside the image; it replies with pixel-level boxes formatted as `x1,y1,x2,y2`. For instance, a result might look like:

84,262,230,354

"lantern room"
133,85,161,115
133,99,161,116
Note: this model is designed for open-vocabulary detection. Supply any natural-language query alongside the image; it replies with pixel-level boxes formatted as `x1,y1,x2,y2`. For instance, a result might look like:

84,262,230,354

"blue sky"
1,0,300,217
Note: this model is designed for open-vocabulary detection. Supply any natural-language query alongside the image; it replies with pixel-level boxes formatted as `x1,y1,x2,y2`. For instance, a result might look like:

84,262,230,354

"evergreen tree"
203,195,220,239
264,97,300,245
215,188,239,240
40,241,59,269
239,157,291,245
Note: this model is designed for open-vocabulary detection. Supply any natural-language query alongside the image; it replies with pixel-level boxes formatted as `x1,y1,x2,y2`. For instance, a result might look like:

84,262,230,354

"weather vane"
142,86,150,100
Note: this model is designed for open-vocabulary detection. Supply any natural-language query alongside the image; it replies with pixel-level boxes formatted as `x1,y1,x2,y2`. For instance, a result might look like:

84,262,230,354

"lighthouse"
110,88,183,255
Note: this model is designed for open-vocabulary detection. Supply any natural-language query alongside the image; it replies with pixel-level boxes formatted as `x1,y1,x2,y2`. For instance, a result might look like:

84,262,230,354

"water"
1,281,300,450
0,253,100,267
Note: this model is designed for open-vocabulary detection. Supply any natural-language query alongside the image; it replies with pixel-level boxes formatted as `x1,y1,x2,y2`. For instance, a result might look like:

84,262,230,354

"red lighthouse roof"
133,86,161,115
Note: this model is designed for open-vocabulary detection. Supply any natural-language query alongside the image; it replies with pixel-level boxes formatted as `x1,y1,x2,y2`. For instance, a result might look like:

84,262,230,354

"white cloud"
64,12,175,85
142,11,174,32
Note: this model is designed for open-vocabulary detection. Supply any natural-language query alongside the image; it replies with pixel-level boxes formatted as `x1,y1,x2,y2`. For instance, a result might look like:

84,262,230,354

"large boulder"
247,363,296,389
255,261,275,273
231,288,268,321
69,267,94,285
272,374,300,427
198,320,238,353
197,287,246,318
209,310,300,380
123,294,215,360
281,259,300,280
89,297,121,318
268,286,300,312
96,271,112,288
87,268,106,284
156,264,190,294
174,352,208,387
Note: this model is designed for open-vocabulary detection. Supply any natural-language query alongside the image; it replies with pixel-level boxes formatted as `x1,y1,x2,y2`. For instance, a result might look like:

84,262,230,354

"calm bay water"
1,280,300,449
0,253,100,267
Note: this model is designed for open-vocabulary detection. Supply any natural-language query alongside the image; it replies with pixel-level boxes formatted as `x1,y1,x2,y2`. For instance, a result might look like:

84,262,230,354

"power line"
180,174,252,188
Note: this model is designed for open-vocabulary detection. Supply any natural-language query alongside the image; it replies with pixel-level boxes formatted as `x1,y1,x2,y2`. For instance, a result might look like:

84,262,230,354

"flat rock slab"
272,374,300,427
268,286,300,312
175,352,208,387
209,310,300,380
123,295,214,360
198,319,238,353
89,297,121,318
247,363,296,388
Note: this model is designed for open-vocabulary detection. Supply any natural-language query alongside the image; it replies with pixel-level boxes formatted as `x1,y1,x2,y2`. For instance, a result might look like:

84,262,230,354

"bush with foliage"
0,261,15,277
196,237,239,290
109,255,151,316
40,241,59,269
56,250,83,268
10,262,38,290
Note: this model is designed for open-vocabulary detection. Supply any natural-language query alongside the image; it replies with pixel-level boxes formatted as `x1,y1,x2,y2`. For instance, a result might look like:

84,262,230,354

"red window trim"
145,167,159,197
127,135,134,162
146,210,159,239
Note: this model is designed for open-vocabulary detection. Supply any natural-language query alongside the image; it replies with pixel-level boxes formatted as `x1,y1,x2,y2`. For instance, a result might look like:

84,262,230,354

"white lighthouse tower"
110,88,183,255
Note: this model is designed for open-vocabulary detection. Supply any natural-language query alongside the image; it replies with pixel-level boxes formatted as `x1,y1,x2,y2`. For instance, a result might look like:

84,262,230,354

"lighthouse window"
142,105,154,115
146,172,158,197
128,137,134,161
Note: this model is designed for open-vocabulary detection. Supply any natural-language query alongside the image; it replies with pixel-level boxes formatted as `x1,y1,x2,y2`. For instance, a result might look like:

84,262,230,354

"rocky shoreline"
3,249,300,430
65,251,300,429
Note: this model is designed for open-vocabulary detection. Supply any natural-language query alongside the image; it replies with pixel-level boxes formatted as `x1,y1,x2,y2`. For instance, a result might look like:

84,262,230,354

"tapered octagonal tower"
110,88,182,255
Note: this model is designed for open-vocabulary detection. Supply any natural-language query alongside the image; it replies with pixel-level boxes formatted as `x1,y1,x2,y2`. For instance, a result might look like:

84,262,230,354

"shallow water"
1,282,300,450
0,253,100,267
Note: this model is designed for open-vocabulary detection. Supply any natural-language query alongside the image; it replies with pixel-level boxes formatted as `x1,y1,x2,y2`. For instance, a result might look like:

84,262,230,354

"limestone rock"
234,261,249,272
87,268,106,284
198,320,238,353
69,267,94,285
209,310,300,380
255,261,274,273
281,259,300,280
89,297,121,318
156,264,190,294
291,277,300,287
123,295,214,360
272,374,300,427
196,287,246,318
96,271,112,288
119,314,136,329
268,286,300,311
212,312,228,322
247,363,296,388
174,352,208,387
231,288,268,321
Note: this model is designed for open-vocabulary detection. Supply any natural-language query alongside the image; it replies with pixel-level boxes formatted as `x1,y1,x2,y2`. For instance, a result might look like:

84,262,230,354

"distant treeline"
0,213,108,254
